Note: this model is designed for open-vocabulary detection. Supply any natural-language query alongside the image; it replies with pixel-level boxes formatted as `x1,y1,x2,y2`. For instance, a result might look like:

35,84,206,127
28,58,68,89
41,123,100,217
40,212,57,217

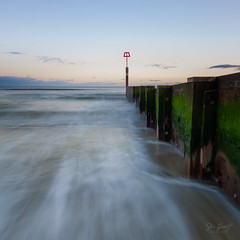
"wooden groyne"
127,72,240,204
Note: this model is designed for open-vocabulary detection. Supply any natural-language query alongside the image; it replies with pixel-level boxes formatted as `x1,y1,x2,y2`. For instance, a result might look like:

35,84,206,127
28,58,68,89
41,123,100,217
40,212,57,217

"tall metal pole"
126,63,128,88
124,52,130,95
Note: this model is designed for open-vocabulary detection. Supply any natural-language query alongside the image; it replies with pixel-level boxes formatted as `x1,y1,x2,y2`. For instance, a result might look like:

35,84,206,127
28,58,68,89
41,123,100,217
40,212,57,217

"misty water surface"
0,87,239,240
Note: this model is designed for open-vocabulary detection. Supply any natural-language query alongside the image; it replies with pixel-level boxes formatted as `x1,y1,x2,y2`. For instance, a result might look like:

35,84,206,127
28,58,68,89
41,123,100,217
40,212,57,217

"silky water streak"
0,87,239,240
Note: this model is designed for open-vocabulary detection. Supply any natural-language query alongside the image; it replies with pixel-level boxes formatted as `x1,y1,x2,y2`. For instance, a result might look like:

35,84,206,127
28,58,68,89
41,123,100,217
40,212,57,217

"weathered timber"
156,86,172,141
127,72,240,204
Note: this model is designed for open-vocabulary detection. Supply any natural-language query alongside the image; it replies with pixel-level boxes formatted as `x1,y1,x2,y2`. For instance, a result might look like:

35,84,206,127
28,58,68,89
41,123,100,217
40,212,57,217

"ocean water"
0,87,239,240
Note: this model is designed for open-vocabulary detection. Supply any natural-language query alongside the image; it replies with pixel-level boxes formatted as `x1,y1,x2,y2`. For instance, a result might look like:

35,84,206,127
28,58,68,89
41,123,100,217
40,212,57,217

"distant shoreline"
0,86,124,89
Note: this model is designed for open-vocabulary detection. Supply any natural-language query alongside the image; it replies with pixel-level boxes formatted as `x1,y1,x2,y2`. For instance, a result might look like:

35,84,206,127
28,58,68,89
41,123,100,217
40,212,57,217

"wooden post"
123,52,130,96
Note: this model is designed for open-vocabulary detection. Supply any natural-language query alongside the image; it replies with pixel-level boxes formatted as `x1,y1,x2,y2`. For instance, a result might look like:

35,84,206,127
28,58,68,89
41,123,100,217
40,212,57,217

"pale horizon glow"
0,0,240,86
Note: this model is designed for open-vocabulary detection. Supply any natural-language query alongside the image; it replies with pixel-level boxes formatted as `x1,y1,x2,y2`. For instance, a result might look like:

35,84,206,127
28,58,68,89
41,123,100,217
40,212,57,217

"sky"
0,0,240,86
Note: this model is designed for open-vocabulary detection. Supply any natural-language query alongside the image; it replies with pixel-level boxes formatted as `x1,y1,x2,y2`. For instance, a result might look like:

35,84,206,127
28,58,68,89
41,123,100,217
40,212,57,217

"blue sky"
0,0,240,86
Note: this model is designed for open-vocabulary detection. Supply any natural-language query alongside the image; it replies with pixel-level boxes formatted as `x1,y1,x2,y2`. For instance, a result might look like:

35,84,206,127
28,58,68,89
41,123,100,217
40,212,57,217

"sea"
0,87,239,240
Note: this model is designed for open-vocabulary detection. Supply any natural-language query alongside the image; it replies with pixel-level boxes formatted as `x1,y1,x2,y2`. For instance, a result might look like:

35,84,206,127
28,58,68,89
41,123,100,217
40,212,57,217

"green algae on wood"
216,101,240,176
171,84,193,156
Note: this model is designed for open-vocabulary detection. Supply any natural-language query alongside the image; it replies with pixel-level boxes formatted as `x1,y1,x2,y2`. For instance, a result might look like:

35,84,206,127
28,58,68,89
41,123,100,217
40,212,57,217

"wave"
0,88,125,101
57,94,124,101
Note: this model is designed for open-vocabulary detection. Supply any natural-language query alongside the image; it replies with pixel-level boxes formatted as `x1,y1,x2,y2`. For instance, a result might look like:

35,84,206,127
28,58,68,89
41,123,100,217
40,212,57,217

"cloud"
0,76,75,87
209,64,240,70
37,56,65,64
3,51,24,55
0,76,123,87
146,64,177,69
81,81,123,86
36,56,75,65
150,80,161,82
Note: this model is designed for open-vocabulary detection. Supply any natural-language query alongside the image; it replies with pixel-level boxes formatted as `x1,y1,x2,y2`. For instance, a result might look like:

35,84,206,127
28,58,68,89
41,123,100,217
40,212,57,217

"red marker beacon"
123,52,130,67
123,52,130,57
